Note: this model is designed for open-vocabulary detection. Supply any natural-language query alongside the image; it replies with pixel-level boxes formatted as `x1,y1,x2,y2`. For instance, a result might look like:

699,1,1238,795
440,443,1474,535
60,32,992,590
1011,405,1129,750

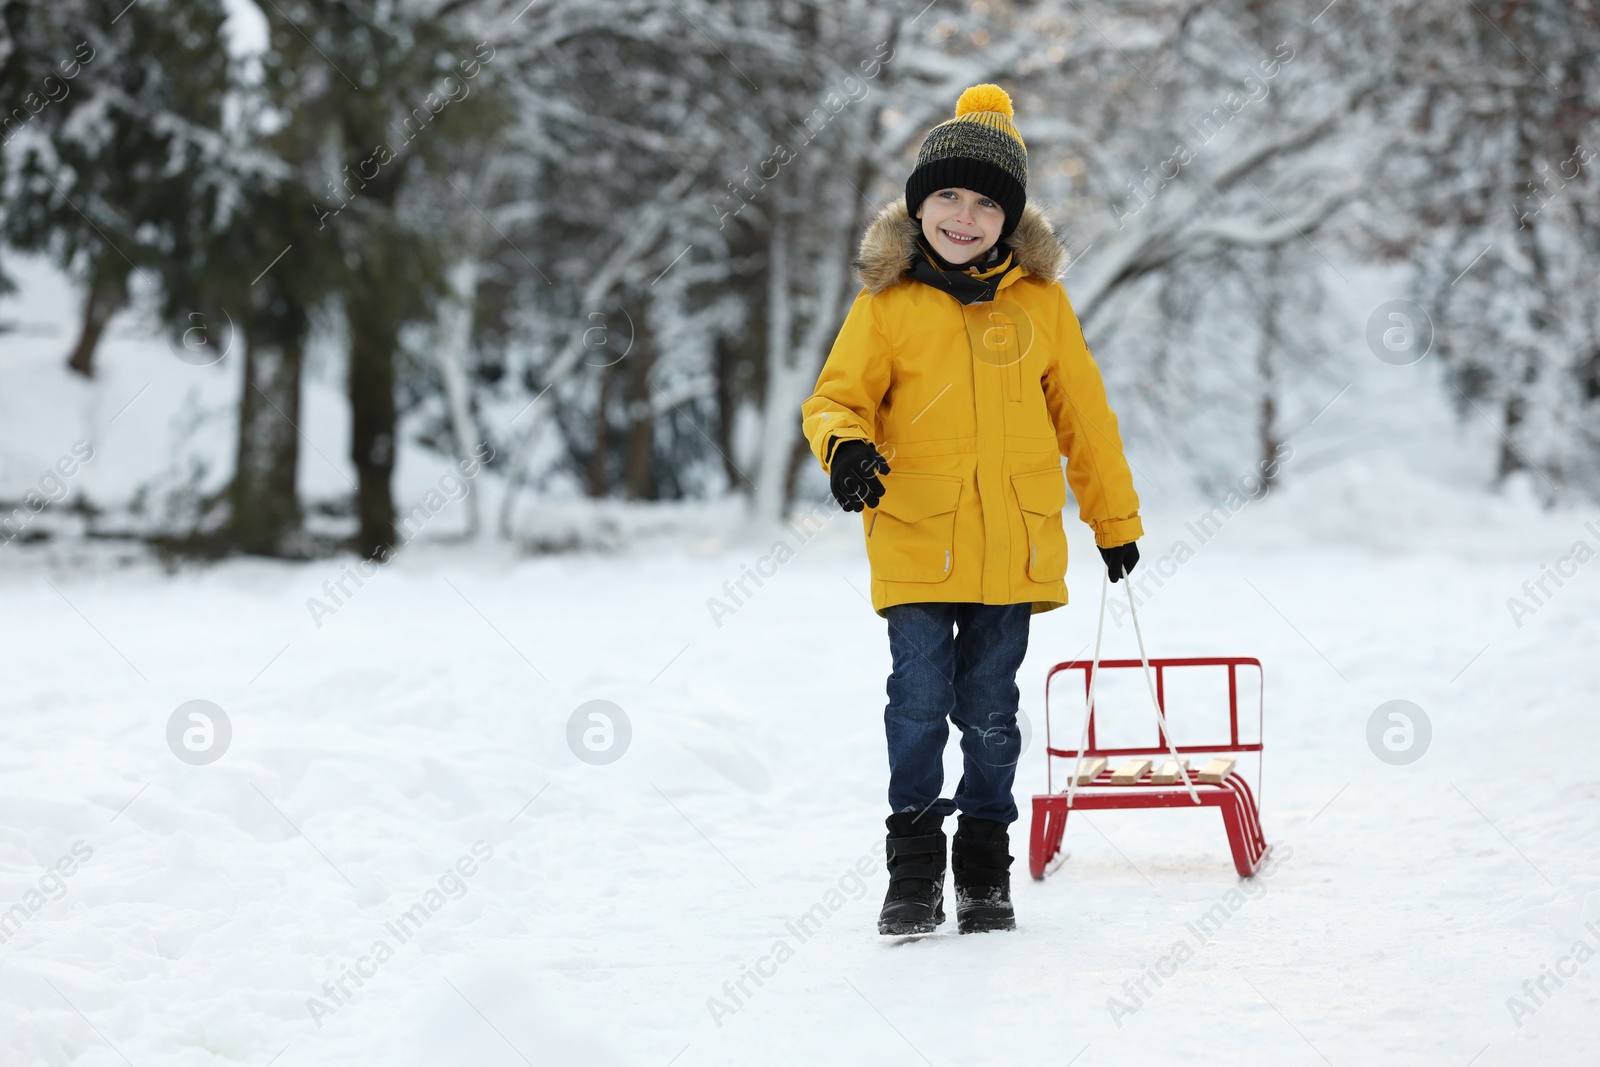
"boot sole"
879,903,945,936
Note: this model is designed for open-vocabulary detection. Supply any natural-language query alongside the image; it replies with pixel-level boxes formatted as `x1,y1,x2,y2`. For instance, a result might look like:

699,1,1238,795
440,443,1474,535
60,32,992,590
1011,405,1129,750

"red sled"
1029,656,1269,880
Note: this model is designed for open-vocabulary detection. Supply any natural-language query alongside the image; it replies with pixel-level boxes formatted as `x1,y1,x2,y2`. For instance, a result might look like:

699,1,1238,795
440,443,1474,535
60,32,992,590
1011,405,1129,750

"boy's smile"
915,188,1004,265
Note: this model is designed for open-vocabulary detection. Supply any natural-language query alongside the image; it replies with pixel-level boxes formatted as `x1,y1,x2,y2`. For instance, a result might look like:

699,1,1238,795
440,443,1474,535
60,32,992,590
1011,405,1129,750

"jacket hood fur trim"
853,195,1068,294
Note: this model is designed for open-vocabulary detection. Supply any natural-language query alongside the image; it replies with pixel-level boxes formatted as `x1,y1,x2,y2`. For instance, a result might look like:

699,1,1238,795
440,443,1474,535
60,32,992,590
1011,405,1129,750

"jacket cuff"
821,432,868,474
1092,515,1144,549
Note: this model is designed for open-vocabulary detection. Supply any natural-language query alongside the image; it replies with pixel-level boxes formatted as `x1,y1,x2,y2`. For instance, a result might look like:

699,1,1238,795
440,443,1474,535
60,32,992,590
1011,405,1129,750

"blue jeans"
882,602,1032,825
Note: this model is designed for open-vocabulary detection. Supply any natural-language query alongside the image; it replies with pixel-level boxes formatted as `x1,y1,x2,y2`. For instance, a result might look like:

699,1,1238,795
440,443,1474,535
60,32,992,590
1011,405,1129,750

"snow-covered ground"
3,463,1598,1066
4,256,1598,1065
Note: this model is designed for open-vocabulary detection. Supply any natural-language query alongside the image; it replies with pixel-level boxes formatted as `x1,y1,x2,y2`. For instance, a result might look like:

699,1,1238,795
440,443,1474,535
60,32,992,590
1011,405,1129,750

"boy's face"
915,188,1004,265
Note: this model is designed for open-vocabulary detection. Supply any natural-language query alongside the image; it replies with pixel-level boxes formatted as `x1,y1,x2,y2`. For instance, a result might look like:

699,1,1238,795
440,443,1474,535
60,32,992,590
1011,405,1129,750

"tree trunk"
1496,124,1549,486
347,296,398,558
713,331,746,491
623,311,656,500
588,362,617,498
1257,249,1282,489
1497,392,1526,480
230,331,305,554
712,223,765,493
751,214,795,519
437,256,484,537
66,271,128,379
783,431,812,506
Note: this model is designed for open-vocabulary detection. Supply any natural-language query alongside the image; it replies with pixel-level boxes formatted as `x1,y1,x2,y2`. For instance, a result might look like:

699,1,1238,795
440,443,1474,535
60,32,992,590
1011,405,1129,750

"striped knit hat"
905,84,1028,240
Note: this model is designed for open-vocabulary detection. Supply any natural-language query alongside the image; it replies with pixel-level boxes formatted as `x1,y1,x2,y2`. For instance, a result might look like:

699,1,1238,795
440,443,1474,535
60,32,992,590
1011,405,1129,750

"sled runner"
1028,575,1269,880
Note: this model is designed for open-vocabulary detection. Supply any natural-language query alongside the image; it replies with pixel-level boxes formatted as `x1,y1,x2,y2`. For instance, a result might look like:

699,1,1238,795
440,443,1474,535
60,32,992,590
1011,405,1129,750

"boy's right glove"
828,439,891,512
1098,541,1140,583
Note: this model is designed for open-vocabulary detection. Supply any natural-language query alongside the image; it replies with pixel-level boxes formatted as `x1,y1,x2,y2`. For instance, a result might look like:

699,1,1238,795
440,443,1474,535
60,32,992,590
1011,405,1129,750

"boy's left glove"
1098,541,1140,583
828,439,891,512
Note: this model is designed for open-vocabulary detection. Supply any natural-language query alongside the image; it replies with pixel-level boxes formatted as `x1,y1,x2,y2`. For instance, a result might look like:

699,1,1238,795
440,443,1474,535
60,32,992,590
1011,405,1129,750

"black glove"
828,439,891,512
1098,541,1140,583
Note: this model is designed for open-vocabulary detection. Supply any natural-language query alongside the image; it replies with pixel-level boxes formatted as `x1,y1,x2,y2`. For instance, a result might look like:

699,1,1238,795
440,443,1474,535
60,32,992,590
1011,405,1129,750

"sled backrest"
1043,657,1263,792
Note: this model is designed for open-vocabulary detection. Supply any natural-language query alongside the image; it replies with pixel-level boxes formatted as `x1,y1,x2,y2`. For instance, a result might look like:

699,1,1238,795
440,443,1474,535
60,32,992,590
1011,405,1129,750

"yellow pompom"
955,84,1014,119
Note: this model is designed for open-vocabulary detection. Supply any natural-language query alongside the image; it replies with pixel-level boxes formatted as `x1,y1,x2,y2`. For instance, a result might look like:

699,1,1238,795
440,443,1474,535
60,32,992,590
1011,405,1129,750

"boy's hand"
829,439,891,512
1098,541,1140,583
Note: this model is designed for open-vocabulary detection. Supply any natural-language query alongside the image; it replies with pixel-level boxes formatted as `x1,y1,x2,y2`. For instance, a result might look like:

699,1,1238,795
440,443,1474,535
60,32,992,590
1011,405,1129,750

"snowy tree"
0,0,236,379
11,0,1600,548
250,0,513,557
1378,0,1600,500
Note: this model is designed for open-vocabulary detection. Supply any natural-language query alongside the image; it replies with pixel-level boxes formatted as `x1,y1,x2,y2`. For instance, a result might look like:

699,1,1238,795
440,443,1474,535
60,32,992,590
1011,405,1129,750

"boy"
799,84,1144,936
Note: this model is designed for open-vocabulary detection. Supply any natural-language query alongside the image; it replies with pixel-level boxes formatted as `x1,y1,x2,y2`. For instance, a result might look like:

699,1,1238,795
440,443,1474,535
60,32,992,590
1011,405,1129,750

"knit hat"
905,84,1028,241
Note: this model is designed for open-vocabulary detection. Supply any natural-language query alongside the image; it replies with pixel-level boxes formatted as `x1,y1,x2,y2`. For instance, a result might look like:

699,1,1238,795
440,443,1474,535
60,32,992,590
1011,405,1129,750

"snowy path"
3,484,1598,1066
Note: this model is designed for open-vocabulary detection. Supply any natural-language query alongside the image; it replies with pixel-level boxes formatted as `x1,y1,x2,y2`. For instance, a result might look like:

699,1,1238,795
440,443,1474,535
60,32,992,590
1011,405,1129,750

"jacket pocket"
865,472,963,583
1012,466,1068,582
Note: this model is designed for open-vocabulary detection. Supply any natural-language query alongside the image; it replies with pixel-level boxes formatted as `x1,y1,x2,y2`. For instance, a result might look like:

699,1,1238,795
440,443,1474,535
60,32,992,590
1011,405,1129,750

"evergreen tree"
0,0,234,378
257,0,511,557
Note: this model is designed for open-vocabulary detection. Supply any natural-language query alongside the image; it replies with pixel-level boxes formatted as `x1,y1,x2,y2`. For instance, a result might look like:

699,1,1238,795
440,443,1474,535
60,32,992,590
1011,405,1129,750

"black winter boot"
878,810,947,935
952,815,1016,934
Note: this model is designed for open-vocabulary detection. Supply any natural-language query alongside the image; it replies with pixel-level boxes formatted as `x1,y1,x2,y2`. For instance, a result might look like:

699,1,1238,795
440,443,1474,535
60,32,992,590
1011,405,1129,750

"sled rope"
1066,569,1202,807
1064,570,1108,809
1125,574,1202,805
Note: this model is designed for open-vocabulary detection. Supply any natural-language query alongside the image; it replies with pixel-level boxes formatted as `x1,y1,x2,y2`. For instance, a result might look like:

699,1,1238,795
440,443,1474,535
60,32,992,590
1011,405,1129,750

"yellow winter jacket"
800,196,1143,617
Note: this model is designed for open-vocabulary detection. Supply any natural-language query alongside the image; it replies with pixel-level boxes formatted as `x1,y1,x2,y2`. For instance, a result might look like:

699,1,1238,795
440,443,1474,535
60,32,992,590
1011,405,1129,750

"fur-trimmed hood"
853,196,1068,294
